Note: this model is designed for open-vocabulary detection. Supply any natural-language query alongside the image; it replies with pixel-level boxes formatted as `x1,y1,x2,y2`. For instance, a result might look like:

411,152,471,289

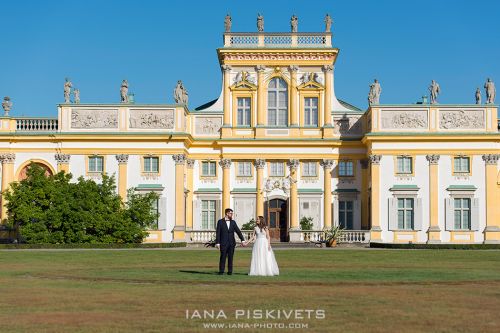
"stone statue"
484,78,496,104
174,80,188,105
368,79,382,105
120,80,129,103
325,14,333,32
2,97,12,116
291,15,298,33
429,80,440,104
257,13,264,32
475,87,481,104
224,13,232,32
73,88,80,104
64,78,72,103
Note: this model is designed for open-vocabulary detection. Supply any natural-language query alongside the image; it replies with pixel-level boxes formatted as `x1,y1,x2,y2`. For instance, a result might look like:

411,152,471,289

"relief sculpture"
71,109,118,129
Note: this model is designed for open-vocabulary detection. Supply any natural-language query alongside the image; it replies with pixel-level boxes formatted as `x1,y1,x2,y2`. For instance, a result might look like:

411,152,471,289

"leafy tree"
3,163,159,244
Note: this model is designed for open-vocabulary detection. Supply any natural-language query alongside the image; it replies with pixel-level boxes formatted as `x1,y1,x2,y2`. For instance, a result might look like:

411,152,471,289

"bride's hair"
257,216,267,231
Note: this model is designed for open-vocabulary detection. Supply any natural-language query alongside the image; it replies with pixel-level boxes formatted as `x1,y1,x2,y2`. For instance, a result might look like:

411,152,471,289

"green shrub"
299,216,314,230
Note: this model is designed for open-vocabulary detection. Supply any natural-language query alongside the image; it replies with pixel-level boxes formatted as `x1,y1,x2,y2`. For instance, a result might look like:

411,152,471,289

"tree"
3,163,159,244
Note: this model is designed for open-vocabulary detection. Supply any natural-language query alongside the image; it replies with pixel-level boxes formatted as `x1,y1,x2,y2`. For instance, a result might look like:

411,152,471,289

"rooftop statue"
174,80,189,105
73,88,80,104
429,80,440,104
291,15,298,33
64,78,72,103
475,87,481,104
2,96,12,116
368,79,382,105
224,13,232,32
325,14,333,32
120,80,129,103
257,13,264,32
484,78,496,104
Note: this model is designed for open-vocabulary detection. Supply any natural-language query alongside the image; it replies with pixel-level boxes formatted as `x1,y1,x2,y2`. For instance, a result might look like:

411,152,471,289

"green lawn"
1,248,499,333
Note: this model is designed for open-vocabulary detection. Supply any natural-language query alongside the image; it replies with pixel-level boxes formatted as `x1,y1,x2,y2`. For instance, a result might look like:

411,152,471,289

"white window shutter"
471,198,480,231
216,199,222,226
445,198,454,231
332,199,338,227
158,197,168,230
388,198,398,231
414,198,423,231
194,199,201,230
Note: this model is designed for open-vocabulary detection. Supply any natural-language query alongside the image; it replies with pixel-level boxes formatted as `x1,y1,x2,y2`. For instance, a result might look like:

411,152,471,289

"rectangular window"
454,157,470,173
339,200,354,229
201,200,217,229
148,198,159,230
454,198,471,230
397,198,414,230
302,162,317,177
304,97,319,126
143,156,159,173
338,161,354,177
237,97,251,127
201,161,217,177
270,162,285,177
88,156,104,173
237,162,252,177
396,156,412,174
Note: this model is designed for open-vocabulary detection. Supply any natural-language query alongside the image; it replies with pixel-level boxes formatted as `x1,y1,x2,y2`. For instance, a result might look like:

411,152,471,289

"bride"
244,216,279,276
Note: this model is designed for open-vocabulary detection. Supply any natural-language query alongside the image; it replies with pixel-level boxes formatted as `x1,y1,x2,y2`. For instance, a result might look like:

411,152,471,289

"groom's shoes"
218,272,224,275
227,272,232,275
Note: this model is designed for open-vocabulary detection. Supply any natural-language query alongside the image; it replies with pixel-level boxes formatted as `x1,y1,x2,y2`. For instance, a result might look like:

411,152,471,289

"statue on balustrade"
291,15,298,33
174,80,189,105
325,14,333,32
64,78,72,103
120,80,129,103
224,13,232,32
257,13,264,32
475,87,481,104
2,97,12,116
484,78,496,104
73,88,80,104
368,79,382,105
429,80,440,104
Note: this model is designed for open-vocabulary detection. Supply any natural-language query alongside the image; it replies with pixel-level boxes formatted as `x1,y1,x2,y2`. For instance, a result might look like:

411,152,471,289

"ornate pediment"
297,72,324,90
230,71,257,91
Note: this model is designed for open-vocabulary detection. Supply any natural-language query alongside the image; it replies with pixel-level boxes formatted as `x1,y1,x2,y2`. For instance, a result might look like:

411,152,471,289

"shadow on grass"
179,270,247,276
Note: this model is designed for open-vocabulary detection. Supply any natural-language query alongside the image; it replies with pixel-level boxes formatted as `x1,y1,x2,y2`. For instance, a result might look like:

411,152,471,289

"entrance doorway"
264,199,288,242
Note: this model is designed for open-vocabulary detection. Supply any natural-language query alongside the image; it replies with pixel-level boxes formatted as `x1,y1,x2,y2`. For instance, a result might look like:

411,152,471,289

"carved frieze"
129,109,174,129
439,110,485,129
195,117,222,135
71,109,118,129
380,110,427,129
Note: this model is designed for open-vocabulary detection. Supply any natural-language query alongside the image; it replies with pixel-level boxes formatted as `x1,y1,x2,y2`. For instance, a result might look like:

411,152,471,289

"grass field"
1,248,500,333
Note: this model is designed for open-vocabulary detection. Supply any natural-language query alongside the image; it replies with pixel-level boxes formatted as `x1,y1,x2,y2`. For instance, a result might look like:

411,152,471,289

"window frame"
397,197,414,230
338,200,354,229
267,77,289,127
395,155,414,176
201,199,217,230
452,156,471,175
236,161,253,178
142,156,160,175
86,155,105,174
303,96,319,127
268,161,286,177
453,198,471,230
301,161,318,178
338,160,355,177
201,161,217,178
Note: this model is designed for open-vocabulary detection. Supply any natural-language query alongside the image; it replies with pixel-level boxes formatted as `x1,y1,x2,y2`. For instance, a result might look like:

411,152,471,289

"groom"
215,208,246,275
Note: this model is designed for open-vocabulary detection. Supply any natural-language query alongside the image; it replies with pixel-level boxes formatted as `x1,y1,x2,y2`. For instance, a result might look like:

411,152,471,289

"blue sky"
0,0,499,117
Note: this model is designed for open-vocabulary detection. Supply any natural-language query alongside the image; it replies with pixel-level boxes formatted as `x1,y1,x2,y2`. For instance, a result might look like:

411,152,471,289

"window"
454,157,470,173
201,200,217,229
270,162,285,177
302,162,317,177
268,78,288,126
339,201,353,229
201,161,217,177
88,156,104,173
454,198,471,230
304,97,318,126
237,162,252,177
237,97,251,126
396,156,412,174
397,198,414,230
143,156,159,173
338,161,354,177
148,198,159,230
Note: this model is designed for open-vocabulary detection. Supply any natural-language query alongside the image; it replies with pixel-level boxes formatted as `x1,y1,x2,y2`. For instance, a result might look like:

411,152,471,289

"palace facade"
1,29,499,244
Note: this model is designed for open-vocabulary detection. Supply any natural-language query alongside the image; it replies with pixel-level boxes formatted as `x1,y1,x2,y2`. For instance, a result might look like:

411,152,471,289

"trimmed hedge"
0,242,187,249
370,242,500,250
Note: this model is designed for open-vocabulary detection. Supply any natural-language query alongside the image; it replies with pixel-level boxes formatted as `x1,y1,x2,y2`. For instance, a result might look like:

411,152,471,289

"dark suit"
215,218,245,274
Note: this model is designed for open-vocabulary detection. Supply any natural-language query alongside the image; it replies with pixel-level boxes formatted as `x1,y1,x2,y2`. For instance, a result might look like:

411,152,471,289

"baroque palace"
1,17,499,245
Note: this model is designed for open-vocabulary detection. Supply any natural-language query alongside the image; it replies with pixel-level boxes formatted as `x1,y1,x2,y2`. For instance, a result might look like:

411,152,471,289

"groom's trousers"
219,244,235,273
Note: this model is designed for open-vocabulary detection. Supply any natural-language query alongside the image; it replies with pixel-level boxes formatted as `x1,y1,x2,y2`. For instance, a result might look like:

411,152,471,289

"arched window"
267,78,288,126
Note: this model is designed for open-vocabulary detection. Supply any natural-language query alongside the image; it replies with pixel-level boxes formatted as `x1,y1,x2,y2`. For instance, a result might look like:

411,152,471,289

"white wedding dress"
249,227,279,276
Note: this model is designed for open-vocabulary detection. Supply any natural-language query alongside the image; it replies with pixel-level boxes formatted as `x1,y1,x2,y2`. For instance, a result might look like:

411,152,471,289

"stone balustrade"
16,118,59,132
223,32,332,48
